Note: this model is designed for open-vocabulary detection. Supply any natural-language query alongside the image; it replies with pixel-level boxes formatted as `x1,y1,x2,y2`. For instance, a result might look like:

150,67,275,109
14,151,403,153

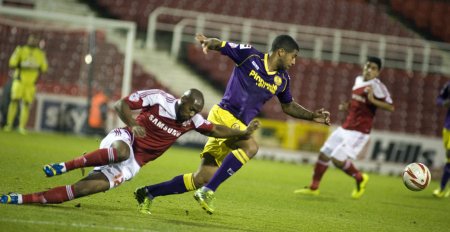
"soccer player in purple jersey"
134,34,331,214
0,89,260,205
434,81,450,198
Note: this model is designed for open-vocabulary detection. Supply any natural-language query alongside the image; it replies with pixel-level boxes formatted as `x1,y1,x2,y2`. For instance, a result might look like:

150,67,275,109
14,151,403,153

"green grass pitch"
0,131,448,232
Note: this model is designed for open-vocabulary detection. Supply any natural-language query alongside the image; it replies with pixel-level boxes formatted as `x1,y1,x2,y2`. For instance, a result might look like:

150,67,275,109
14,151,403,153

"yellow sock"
183,173,196,191
231,148,250,164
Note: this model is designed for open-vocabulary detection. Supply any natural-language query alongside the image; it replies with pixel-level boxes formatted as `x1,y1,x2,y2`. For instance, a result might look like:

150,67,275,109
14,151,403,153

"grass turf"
0,131,448,232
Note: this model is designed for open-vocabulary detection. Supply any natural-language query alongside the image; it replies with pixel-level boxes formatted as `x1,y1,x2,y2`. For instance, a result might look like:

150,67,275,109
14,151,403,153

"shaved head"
182,88,204,111
176,88,205,122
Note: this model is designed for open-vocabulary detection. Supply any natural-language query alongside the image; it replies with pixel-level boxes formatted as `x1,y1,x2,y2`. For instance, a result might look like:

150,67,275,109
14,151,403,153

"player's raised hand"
195,33,210,54
312,108,331,126
132,125,146,138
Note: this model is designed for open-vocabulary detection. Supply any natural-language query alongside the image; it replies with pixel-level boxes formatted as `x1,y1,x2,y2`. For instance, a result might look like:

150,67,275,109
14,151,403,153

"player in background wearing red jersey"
0,88,260,205
295,57,394,199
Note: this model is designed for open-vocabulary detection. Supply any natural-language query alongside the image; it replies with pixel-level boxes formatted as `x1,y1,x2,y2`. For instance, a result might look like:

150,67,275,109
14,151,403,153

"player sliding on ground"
294,56,394,199
0,88,260,205
133,34,331,215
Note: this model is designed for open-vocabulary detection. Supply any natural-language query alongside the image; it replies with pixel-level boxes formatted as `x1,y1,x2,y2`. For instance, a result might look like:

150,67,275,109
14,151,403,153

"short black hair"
270,35,300,53
367,56,382,70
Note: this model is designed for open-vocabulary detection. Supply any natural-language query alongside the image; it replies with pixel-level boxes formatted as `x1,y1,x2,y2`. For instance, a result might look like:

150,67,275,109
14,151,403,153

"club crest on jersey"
128,93,140,102
274,76,282,86
231,123,240,130
149,114,182,137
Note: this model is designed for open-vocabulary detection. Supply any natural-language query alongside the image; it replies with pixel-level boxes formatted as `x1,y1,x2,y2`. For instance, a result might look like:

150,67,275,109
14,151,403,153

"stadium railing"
146,7,450,75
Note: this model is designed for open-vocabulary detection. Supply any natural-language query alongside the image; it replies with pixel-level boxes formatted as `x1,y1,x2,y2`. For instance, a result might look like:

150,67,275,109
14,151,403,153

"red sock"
22,185,75,204
342,160,362,182
65,148,118,171
310,159,329,190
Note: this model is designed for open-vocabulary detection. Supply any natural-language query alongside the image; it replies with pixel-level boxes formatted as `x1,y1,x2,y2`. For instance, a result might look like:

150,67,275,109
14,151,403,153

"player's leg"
294,152,330,196
134,154,219,214
294,128,345,195
193,138,258,214
202,138,257,192
433,129,450,198
134,133,221,214
3,80,22,131
330,131,370,199
0,172,110,204
17,84,36,134
44,130,131,177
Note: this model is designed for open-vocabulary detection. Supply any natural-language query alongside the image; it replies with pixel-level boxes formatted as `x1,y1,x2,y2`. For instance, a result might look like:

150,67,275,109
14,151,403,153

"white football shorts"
319,127,370,161
92,128,140,189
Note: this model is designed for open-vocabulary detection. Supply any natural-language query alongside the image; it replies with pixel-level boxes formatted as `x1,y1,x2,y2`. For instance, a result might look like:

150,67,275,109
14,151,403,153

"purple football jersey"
217,41,293,124
437,81,450,129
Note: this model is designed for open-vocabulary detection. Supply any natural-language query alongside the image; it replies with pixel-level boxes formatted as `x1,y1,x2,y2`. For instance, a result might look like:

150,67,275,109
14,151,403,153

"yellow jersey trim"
264,54,277,75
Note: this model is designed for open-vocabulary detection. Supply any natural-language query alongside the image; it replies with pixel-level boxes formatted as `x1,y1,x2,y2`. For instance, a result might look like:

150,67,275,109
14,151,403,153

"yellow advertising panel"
255,118,330,152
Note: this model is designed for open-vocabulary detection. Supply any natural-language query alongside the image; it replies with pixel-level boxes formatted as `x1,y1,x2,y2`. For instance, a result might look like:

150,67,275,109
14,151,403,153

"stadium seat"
185,43,449,137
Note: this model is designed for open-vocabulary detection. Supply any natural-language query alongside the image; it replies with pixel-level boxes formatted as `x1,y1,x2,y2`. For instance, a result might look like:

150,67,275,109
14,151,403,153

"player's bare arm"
113,99,146,137
195,34,222,54
365,86,395,112
281,101,331,125
203,120,261,138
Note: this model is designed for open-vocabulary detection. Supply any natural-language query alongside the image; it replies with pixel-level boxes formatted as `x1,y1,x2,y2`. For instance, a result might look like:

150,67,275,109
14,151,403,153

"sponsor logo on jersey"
251,61,260,70
239,44,252,49
149,114,182,137
352,93,366,103
228,42,238,48
249,69,278,94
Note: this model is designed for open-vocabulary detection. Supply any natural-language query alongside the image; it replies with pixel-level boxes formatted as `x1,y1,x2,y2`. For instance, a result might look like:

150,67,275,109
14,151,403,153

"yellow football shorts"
443,128,450,150
200,105,247,166
11,80,36,103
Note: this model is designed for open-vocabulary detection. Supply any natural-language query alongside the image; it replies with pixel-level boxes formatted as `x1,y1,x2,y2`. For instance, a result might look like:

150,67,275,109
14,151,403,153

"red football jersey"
342,76,393,134
123,89,213,166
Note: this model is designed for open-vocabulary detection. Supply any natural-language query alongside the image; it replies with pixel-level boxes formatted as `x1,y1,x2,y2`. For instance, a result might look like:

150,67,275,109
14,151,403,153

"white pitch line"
0,218,158,232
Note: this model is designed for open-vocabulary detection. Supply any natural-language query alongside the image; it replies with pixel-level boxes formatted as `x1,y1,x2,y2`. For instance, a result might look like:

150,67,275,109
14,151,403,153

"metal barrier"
146,7,450,75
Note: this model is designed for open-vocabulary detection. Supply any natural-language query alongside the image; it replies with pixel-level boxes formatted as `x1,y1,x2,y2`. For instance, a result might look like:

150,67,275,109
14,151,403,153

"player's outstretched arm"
281,101,331,126
203,120,261,138
113,99,146,137
195,34,222,54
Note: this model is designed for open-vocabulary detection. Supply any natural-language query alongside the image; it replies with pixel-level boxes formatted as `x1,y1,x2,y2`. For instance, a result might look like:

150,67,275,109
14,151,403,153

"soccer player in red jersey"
133,34,331,215
295,57,394,199
0,88,260,205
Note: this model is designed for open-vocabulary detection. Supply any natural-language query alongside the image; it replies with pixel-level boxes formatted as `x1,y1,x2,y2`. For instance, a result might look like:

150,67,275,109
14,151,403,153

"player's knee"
318,152,331,162
331,157,345,168
248,143,259,157
111,141,130,161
